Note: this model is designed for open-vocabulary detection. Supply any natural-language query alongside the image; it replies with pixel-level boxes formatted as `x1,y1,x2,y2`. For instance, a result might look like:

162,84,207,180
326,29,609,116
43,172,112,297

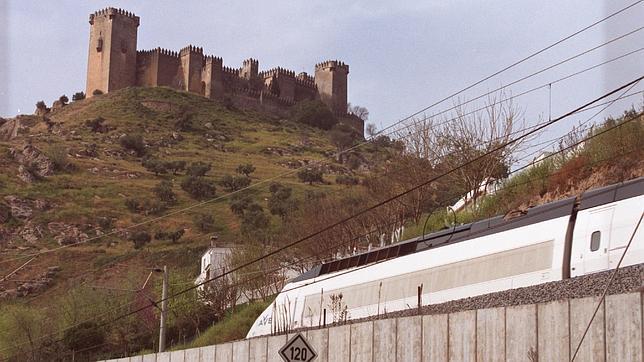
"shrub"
35,100,47,110
336,174,359,185
181,176,216,200
297,167,324,185
154,180,177,204
46,145,72,172
59,95,69,105
97,216,114,231
85,117,108,133
142,158,168,176
72,92,86,101
125,198,166,215
174,112,193,131
92,89,103,96
240,204,270,236
130,231,152,249
291,100,338,130
229,194,254,216
268,183,297,219
194,214,216,233
187,161,212,177
236,163,256,177
167,160,187,175
219,174,251,192
155,229,185,243
119,134,146,156
63,321,105,352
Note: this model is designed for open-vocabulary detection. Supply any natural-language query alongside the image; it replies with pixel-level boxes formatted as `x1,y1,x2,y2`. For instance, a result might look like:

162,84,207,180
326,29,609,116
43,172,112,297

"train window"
590,231,601,251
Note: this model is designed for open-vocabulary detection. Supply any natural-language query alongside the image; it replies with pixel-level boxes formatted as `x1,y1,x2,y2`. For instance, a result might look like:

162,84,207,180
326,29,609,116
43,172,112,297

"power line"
10,106,642,359
4,26,642,267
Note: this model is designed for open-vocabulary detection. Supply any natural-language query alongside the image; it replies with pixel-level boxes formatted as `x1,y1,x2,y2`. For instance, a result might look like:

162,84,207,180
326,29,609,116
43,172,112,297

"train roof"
290,176,644,283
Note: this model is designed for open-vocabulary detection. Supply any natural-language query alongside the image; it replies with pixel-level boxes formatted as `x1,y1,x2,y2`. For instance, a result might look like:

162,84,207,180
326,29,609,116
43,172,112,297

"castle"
85,8,352,119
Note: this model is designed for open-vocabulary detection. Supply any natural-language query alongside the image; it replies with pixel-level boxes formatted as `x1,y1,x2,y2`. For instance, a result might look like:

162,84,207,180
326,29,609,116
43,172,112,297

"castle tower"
86,8,140,96
314,60,349,116
240,58,259,80
180,45,205,94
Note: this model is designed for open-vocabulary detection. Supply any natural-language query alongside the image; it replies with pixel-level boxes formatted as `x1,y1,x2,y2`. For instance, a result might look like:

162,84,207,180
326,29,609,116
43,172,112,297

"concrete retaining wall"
101,292,643,362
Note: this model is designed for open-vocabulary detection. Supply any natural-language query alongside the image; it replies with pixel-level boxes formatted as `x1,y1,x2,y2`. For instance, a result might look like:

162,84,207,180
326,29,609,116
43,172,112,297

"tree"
236,163,256,177
240,204,270,236
181,176,216,199
153,180,177,204
85,117,107,133
291,100,338,130
187,161,211,177
329,123,361,163
35,100,48,112
219,174,251,192
119,134,146,156
297,167,324,185
130,231,151,249
194,214,216,233
365,123,378,138
166,160,187,175
398,91,527,206
268,183,297,219
348,103,369,121
72,92,86,101
59,95,69,105
142,158,168,176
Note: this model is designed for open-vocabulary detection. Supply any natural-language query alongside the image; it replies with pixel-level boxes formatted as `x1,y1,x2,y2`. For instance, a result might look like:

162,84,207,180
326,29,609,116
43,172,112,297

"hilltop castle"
85,8,352,119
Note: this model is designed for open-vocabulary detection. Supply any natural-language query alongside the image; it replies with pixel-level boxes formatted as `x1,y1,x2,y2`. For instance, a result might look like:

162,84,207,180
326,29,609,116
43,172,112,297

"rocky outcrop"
0,115,38,141
47,222,89,245
0,266,61,299
4,196,34,221
10,143,54,181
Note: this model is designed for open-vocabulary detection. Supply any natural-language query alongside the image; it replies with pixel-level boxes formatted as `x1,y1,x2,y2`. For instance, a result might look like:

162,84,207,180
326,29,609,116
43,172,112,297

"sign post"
279,333,317,362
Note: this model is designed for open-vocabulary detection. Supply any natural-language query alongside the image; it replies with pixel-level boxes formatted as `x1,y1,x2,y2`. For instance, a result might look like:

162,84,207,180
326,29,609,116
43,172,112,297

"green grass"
172,298,273,350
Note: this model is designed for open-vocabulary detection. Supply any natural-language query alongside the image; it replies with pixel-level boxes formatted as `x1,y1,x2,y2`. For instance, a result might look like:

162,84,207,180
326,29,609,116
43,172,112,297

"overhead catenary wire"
9,104,643,359
4,7,642,266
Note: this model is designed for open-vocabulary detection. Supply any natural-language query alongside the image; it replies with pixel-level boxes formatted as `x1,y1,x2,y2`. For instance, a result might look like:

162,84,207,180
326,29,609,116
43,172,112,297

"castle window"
96,38,103,52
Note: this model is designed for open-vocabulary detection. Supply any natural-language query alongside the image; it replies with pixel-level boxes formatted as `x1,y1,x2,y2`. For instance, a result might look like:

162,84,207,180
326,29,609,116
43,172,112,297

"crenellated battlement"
259,67,296,79
86,7,355,130
222,66,240,76
315,60,349,73
89,7,139,25
180,45,204,56
137,47,180,57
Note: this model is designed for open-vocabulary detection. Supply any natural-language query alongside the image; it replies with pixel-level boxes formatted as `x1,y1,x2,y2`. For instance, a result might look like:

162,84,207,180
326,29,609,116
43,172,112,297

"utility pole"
158,265,168,353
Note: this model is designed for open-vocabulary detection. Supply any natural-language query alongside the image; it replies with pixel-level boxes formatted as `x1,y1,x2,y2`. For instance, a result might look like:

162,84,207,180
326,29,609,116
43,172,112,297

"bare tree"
365,123,378,138
398,91,530,205
348,103,369,121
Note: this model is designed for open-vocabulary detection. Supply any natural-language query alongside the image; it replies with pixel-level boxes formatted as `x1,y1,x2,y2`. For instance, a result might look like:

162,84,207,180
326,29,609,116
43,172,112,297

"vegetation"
297,167,324,185
119,134,146,156
291,100,338,130
181,176,216,200
72,91,86,101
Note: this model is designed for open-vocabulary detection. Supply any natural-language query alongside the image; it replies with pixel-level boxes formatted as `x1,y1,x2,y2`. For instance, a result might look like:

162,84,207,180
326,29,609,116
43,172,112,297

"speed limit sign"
278,333,317,362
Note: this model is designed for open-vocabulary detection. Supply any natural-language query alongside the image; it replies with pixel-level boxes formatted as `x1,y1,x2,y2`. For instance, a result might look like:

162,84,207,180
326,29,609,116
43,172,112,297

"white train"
247,177,644,337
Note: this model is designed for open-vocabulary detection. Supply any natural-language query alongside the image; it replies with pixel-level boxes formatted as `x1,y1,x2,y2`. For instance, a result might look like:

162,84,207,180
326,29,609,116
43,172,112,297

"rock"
10,143,54,179
171,132,183,141
16,165,37,183
47,222,89,245
0,116,36,141
4,196,33,220
0,203,10,224
18,223,44,243
34,107,49,116
51,100,64,110
204,122,213,129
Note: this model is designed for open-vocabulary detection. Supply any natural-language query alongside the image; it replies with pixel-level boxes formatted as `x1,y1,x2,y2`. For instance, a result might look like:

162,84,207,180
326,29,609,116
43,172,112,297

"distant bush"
336,174,359,185
92,89,103,96
268,183,297,219
154,229,185,243
297,167,324,185
119,134,146,156
46,145,72,172
142,158,168,175
85,117,108,133
130,231,152,249
219,174,251,192
72,92,86,101
174,112,193,131
187,161,212,177
59,95,69,105
124,198,166,215
194,214,216,233
153,180,177,204
97,216,114,231
291,100,338,130
240,204,270,236
166,160,187,175
181,176,216,200
236,163,256,177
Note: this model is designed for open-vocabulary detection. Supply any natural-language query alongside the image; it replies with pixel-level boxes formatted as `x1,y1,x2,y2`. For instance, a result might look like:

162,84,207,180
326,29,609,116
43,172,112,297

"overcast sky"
2,1,643,146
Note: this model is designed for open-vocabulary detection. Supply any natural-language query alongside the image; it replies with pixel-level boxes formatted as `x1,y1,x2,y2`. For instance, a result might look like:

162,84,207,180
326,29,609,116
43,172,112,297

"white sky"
2,1,643,151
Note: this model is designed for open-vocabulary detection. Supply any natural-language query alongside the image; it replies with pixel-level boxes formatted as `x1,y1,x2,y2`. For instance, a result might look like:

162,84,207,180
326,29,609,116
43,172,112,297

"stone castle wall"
86,7,357,131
